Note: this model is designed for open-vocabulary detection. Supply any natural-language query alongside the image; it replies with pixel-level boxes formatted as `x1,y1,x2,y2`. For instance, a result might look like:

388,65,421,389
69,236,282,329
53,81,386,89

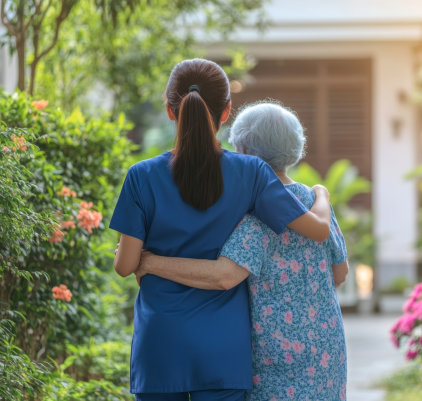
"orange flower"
58,185,77,198
52,284,72,302
11,134,27,152
80,201,93,210
49,226,65,243
32,100,48,110
61,218,76,229
77,201,102,234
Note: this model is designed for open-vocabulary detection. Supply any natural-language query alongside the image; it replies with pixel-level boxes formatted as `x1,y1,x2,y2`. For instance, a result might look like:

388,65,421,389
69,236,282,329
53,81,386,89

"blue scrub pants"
136,390,245,401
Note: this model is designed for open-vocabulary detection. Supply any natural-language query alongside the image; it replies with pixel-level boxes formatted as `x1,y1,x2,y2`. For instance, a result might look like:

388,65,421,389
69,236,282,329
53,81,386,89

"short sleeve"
109,167,147,241
251,160,307,234
327,206,348,265
219,215,267,277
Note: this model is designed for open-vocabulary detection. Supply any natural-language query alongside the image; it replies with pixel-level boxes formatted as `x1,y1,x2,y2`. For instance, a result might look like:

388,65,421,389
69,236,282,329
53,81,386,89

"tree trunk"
16,35,26,91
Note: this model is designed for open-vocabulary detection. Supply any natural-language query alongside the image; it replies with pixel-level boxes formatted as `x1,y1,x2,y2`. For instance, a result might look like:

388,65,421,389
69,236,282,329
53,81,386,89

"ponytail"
171,91,224,210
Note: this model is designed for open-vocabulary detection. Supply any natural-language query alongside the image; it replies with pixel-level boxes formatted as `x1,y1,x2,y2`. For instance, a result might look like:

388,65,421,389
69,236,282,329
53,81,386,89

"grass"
381,362,422,401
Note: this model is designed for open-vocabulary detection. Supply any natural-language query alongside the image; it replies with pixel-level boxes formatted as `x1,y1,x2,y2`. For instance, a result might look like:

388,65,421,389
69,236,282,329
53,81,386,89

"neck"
275,170,295,185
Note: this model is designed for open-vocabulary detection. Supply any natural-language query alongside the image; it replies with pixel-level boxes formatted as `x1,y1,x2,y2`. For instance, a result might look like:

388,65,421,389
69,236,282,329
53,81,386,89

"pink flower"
277,257,288,269
263,305,273,315
307,366,316,375
309,305,317,322
284,311,293,324
272,329,282,340
281,338,291,350
319,259,327,272
285,353,294,363
262,235,269,248
280,271,289,283
2,146,11,152
321,322,328,329
308,265,314,274
290,259,302,273
250,285,257,295
406,349,419,360
320,351,330,367
311,345,317,354
252,375,261,385
287,387,295,398
254,323,263,334
282,232,290,244
263,282,271,291
263,357,273,365
292,341,305,354
327,379,333,387
242,234,251,249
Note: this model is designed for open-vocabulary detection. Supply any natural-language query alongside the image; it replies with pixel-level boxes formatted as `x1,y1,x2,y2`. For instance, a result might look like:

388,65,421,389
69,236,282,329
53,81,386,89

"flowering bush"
390,283,422,360
0,91,135,400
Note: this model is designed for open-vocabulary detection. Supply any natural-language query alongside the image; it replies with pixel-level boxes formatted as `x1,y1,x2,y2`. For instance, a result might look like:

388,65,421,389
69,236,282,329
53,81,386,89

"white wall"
0,23,18,92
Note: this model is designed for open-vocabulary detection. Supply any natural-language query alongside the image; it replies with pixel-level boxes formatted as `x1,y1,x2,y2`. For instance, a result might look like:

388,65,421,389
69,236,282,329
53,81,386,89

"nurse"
110,58,331,401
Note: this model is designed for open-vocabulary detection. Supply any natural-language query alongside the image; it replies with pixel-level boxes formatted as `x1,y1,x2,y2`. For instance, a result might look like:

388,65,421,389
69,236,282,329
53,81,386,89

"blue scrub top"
109,150,307,393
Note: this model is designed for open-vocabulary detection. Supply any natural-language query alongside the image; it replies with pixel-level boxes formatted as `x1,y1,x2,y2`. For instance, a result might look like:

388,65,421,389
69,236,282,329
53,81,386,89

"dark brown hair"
166,59,230,210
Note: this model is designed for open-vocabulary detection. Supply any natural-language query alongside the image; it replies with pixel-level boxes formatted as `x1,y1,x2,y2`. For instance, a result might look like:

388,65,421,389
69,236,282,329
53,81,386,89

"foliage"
0,319,50,401
390,283,422,361
382,363,422,401
289,159,375,266
0,91,135,400
380,277,413,295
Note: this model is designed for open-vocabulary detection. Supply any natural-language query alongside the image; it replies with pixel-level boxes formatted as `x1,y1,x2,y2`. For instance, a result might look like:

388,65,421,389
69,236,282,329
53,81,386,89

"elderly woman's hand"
134,251,151,286
312,184,330,201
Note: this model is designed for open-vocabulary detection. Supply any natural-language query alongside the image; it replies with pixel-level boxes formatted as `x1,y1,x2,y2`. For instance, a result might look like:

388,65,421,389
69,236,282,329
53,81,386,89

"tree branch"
34,0,74,63
1,0,17,36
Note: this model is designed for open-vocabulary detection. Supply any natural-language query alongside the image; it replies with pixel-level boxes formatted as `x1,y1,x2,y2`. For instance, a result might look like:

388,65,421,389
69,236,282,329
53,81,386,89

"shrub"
0,91,135,400
390,283,422,361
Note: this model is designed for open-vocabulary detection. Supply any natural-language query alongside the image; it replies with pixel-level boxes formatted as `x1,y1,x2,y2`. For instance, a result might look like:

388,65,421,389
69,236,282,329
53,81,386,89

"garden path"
343,313,405,401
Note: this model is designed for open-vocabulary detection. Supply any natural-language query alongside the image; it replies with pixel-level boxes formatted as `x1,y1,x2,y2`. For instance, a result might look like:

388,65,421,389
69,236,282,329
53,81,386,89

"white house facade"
0,23,17,92
205,0,421,289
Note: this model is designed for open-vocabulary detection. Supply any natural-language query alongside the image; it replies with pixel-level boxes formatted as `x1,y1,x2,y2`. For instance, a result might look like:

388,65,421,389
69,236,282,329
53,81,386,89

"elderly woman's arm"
135,252,249,290
287,184,331,242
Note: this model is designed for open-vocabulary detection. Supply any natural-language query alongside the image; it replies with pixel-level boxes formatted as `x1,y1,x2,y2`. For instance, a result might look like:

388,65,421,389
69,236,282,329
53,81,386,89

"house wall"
0,23,18,92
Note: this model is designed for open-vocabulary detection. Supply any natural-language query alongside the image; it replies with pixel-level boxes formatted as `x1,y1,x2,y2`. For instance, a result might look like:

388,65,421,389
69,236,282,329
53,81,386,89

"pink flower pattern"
220,183,348,401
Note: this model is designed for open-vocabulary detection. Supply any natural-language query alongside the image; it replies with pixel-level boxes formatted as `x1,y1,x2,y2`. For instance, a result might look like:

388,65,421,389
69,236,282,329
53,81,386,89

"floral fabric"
220,183,348,401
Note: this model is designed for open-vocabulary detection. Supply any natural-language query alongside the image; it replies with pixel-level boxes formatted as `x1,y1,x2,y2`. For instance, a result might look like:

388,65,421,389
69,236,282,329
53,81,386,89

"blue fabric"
136,390,245,401
220,183,348,401
110,150,308,393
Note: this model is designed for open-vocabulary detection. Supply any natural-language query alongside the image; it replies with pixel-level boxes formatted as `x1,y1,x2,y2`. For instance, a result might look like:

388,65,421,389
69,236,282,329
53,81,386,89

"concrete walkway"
343,313,406,401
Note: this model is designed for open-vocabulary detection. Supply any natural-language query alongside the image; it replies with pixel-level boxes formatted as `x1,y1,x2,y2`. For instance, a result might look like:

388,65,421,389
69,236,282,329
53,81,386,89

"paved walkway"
343,313,406,401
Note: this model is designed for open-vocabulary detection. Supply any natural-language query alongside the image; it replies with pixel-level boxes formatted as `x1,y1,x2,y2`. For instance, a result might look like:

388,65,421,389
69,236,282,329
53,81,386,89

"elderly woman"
138,102,348,401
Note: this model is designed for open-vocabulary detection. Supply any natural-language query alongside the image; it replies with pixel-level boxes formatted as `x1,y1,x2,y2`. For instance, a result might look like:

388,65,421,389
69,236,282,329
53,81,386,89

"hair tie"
188,84,200,94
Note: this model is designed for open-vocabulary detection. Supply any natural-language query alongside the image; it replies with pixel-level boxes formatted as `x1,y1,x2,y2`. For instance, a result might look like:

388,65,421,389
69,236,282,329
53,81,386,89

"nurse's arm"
136,252,249,290
114,233,144,277
287,185,331,242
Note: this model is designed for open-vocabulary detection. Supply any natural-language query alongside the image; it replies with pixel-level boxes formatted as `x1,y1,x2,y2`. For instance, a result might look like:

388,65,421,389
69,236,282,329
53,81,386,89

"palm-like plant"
289,159,374,266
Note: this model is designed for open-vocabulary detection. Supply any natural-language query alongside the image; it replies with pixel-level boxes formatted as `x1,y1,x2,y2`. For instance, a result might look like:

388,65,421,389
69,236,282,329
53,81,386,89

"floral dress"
220,183,348,401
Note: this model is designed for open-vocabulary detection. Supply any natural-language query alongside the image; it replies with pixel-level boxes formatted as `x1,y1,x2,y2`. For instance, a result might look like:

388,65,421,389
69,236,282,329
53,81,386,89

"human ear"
166,103,176,121
220,101,231,123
